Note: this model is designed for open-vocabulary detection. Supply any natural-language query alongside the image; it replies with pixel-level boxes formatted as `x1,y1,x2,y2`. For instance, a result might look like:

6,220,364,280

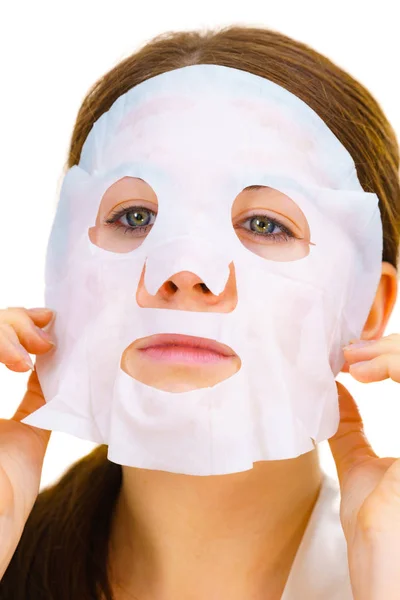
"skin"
0,251,398,597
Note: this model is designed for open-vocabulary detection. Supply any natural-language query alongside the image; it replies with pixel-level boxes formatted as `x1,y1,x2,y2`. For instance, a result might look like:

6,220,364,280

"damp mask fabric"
23,64,383,476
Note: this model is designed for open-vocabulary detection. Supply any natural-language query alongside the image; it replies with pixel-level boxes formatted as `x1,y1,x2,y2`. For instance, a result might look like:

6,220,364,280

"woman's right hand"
0,307,55,579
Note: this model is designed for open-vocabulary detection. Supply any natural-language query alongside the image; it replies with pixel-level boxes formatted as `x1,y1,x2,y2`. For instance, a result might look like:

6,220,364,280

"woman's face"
33,69,384,474
89,176,311,392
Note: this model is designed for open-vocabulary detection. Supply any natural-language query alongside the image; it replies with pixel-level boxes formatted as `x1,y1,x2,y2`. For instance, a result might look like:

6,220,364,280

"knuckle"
0,322,17,340
0,307,29,326
2,322,15,333
5,306,25,316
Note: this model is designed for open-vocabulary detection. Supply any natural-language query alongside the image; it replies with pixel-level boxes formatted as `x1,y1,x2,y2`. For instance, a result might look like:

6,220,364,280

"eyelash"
104,205,156,235
237,214,297,243
104,205,298,242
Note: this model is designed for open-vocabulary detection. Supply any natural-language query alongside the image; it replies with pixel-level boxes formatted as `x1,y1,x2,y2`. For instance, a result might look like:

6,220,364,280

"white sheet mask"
23,64,383,475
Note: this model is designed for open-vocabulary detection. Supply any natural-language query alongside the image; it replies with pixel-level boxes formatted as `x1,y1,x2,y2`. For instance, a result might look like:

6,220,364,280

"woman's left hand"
329,333,400,600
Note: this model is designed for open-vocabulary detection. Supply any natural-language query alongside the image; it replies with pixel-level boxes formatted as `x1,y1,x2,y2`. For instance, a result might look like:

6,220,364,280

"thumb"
328,381,377,487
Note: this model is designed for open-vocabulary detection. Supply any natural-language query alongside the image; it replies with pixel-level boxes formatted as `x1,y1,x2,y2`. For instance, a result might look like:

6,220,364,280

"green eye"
249,217,276,235
236,214,296,244
104,205,157,236
125,209,152,227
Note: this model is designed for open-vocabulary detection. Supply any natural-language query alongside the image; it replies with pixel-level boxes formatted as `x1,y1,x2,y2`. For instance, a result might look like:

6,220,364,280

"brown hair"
1,25,399,600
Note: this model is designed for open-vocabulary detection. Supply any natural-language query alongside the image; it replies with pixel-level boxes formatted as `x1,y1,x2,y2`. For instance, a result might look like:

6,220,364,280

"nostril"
166,281,178,293
199,283,211,294
163,279,211,295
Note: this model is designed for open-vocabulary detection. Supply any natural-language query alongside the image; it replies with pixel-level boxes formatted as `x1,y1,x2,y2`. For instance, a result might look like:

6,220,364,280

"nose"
136,263,238,313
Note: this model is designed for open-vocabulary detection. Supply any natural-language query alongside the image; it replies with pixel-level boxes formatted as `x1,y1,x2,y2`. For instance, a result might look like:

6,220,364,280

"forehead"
80,65,361,192
114,94,310,142
98,93,329,186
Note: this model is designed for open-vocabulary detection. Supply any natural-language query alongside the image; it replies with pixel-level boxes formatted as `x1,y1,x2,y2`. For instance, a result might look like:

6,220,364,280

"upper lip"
136,334,236,357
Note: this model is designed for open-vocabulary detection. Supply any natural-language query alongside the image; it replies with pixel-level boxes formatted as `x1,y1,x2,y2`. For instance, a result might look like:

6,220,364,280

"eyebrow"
243,185,266,191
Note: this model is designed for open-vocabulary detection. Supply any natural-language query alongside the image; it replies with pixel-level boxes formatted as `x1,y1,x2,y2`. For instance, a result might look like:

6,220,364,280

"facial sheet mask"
23,64,383,475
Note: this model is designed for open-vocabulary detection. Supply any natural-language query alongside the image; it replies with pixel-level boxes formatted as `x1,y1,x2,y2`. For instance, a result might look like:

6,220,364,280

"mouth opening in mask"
120,333,241,392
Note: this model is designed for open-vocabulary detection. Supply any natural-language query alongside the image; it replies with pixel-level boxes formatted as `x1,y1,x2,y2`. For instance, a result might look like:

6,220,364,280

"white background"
0,0,399,489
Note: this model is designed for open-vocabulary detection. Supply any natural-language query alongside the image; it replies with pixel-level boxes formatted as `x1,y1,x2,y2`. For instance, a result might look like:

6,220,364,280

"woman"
0,25,399,600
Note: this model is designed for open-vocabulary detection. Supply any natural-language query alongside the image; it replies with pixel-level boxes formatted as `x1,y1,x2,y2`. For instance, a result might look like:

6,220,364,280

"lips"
137,334,235,356
136,333,237,368
122,333,241,386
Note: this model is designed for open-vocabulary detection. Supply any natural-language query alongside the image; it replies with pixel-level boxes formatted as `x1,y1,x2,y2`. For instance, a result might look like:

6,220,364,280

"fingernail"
42,312,56,332
29,307,53,313
35,325,55,345
10,342,34,369
344,340,375,351
24,355,34,370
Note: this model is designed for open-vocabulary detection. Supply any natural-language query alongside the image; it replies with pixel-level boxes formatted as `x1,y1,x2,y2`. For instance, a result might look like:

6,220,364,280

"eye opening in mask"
104,203,157,237
88,176,159,252
89,178,314,262
231,185,314,262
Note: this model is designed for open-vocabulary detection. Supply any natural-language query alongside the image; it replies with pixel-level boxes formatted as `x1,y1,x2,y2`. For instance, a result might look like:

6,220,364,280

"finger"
1,307,55,335
343,337,400,363
0,331,34,371
12,368,51,449
25,307,55,328
0,317,55,356
349,353,400,383
328,381,377,487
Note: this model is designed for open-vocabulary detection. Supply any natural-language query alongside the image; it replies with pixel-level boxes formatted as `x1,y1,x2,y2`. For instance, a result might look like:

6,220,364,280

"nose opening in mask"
136,261,238,314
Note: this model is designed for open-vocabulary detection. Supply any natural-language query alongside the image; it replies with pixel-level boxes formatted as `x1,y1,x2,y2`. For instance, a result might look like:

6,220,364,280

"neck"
109,449,323,600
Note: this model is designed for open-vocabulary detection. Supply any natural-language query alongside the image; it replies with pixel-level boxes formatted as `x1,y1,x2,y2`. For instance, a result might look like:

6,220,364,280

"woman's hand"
329,333,400,600
0,307,55,579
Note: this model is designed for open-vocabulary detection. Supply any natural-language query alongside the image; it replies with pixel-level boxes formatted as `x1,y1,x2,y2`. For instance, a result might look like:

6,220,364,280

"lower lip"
138,345,234,364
